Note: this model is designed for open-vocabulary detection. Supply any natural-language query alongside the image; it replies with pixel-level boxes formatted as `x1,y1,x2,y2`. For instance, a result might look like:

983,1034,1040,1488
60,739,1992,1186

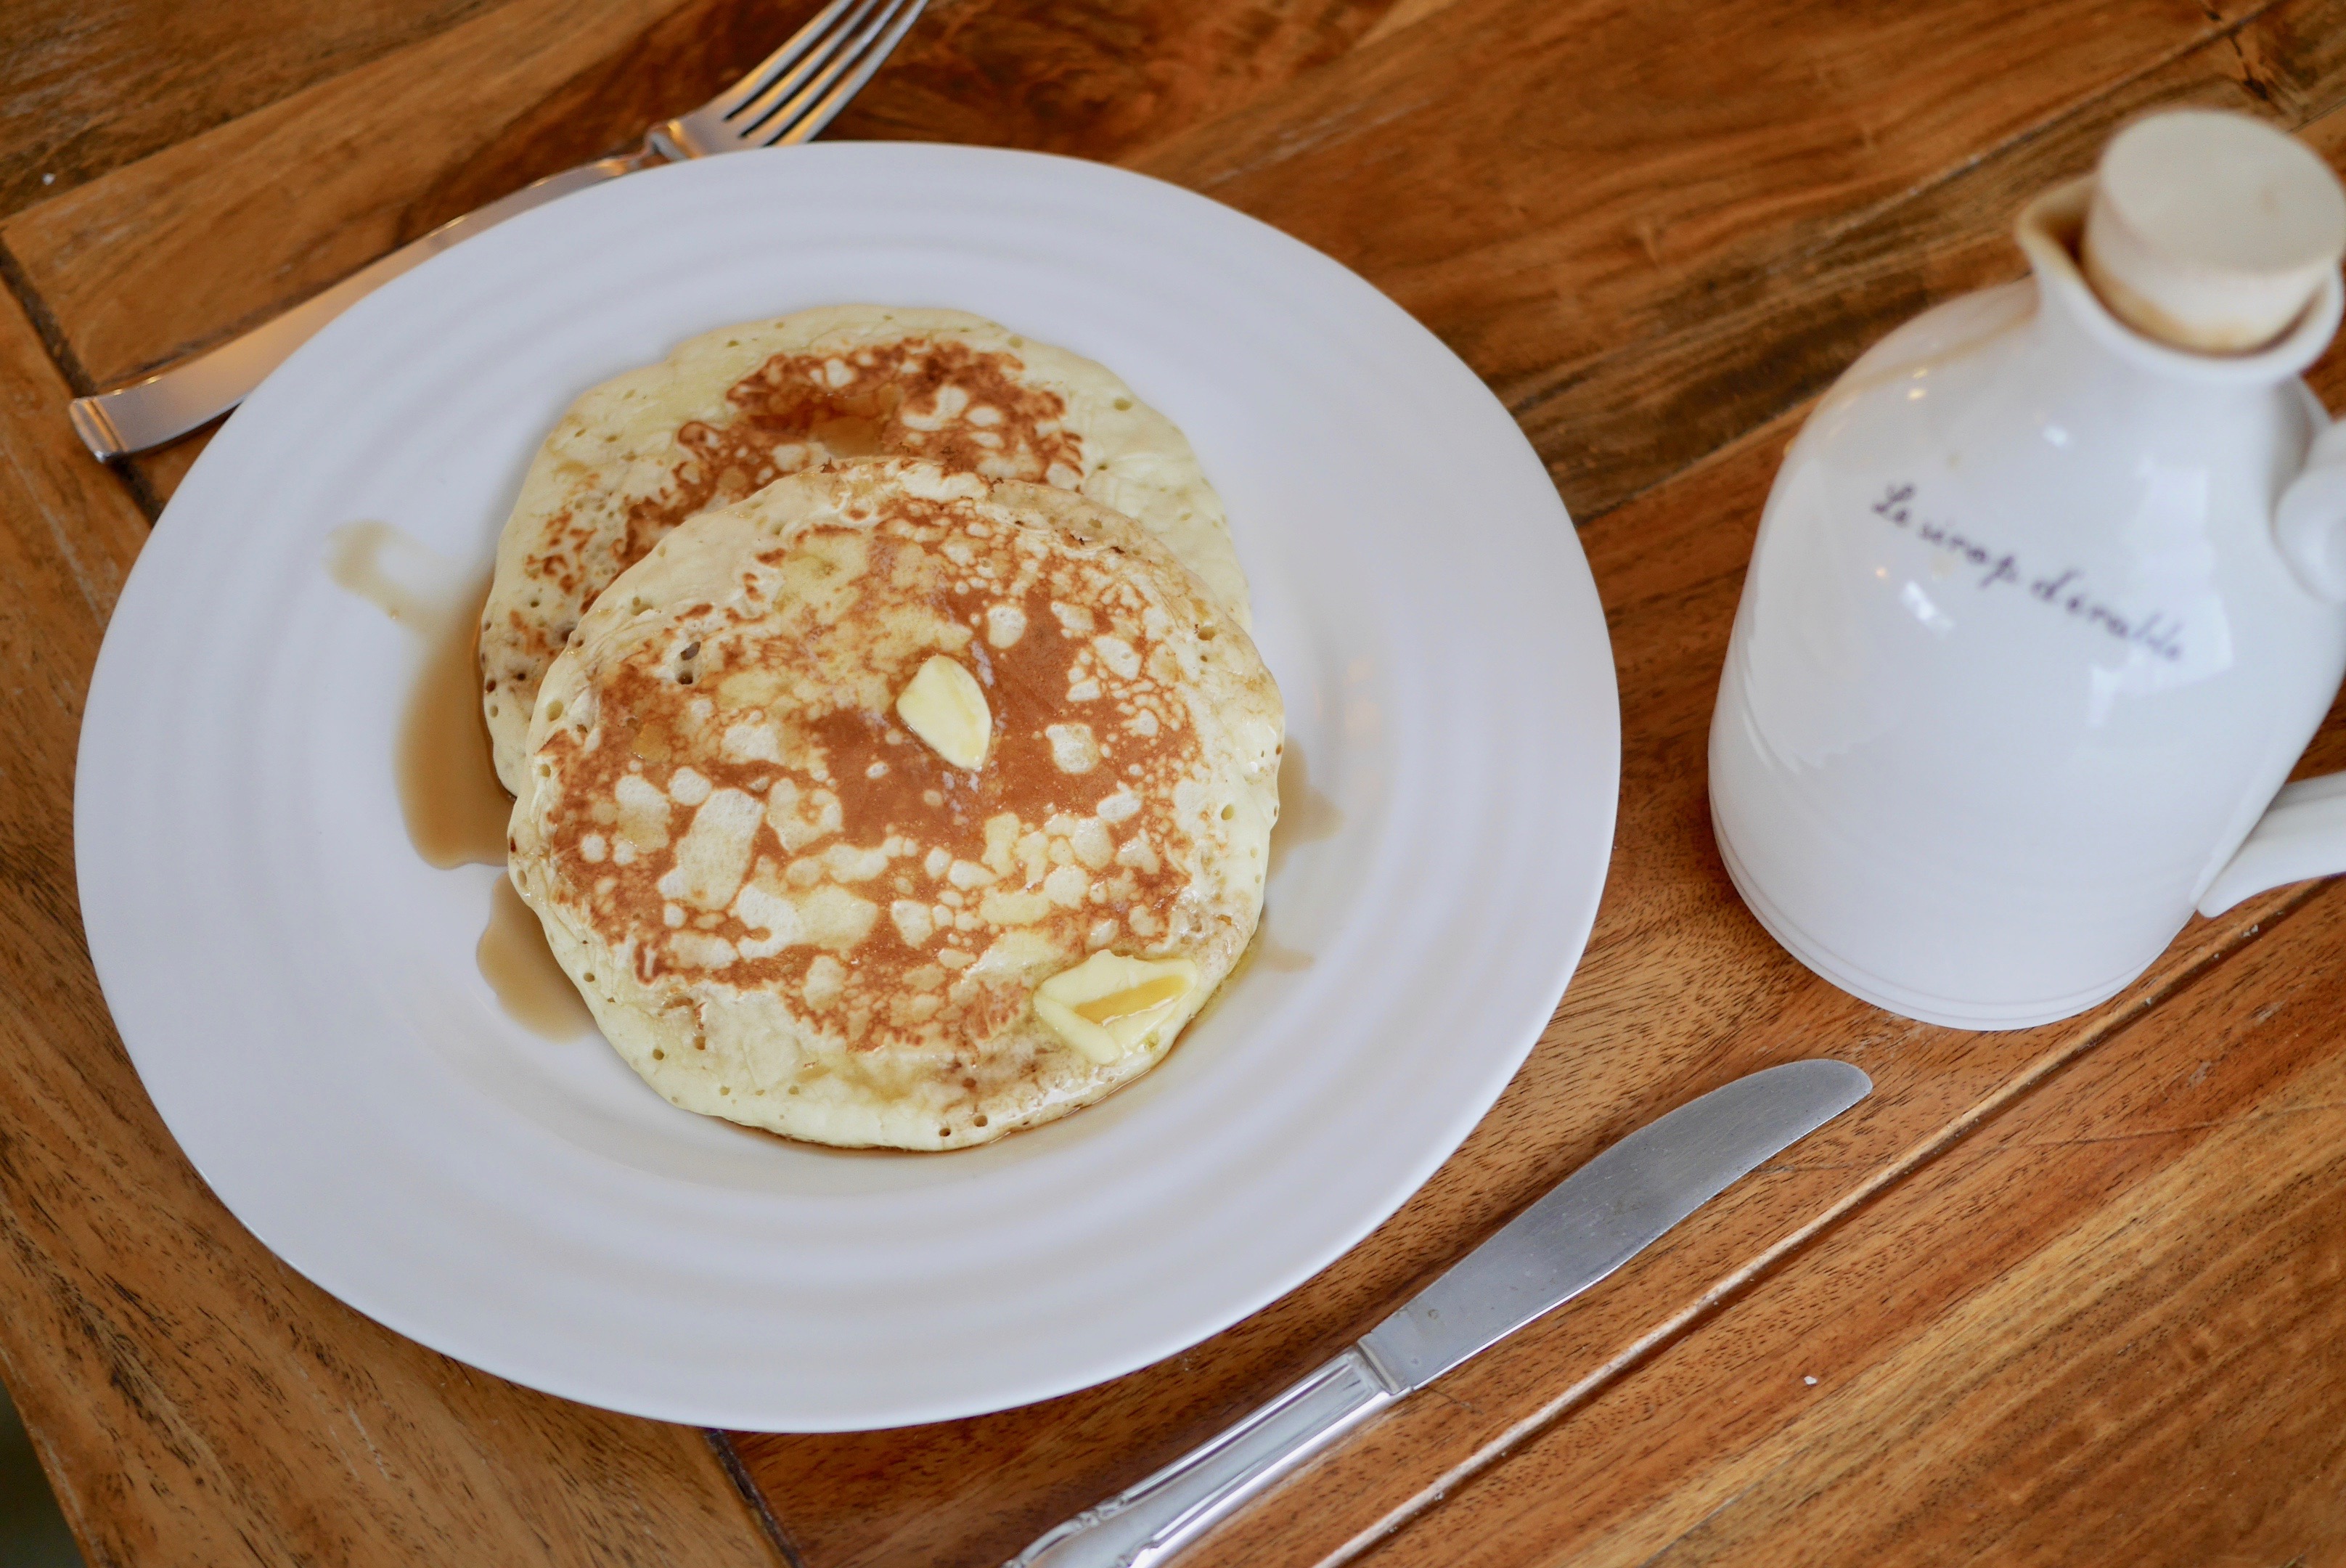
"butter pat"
896,655,992,769
1034,952,1200,1063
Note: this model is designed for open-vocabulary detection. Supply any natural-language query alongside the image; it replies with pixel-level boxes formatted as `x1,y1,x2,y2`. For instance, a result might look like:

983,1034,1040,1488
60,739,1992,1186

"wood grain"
0,0,1409,393
1125,0,2346,524
10,0,2346,1564
0,287,786,1568
1129,0,2260,398
2,0,2269,499
1352,880,2346,1568
0,0,1416,507
822,0,1408,164
1127,0,2346,522
1,0,827,388
0,0,496,221
1504,0,2346,519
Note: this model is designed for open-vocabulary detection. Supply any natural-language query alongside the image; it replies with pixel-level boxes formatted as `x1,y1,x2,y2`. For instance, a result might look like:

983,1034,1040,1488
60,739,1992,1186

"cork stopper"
2083,110,2346,353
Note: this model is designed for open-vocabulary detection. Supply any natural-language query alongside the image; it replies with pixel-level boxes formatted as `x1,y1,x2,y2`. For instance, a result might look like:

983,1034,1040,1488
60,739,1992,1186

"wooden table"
8,1,2346,1563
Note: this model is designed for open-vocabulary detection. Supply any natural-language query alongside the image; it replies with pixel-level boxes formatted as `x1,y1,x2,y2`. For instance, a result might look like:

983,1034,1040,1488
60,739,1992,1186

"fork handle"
68,150,655,462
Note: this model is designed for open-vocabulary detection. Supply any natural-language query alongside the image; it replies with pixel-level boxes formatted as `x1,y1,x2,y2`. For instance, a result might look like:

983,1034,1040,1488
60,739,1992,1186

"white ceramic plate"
75,145,1617,1432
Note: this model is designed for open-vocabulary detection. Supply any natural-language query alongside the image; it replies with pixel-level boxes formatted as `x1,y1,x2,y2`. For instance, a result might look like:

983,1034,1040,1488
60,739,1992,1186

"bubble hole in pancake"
480,305,1248,793
505,461,1283,1150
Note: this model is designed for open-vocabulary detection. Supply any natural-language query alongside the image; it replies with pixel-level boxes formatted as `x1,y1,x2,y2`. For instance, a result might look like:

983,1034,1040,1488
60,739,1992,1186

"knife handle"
67,150,653,461
1005,1346,1403,1568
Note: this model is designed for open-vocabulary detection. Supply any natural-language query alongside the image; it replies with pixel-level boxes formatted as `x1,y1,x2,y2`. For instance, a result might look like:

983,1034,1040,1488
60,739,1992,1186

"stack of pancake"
484,307,1282,1149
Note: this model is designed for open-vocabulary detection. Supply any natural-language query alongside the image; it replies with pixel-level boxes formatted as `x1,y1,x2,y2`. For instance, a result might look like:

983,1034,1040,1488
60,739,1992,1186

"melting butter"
896,653,992,769
1034,952,1198,1063
1074,973,1191,1025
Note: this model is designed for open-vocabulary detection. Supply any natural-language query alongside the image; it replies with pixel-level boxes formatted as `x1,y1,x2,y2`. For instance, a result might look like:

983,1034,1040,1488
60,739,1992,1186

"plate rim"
74,142,1621,1430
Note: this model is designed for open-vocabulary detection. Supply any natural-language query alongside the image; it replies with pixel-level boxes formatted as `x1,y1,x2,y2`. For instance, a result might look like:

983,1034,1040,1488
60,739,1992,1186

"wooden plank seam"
0,237,165,521
707,1429,810,1568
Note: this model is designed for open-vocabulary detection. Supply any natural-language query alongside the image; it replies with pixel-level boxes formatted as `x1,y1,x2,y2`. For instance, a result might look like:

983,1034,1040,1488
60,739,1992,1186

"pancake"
506,460,1283,1149
480,305,1247,793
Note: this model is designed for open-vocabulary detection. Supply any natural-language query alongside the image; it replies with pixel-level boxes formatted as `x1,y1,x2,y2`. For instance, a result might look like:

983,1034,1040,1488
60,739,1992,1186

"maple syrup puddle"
401,573,510,869
329,523,584,1038
478,875,594,1039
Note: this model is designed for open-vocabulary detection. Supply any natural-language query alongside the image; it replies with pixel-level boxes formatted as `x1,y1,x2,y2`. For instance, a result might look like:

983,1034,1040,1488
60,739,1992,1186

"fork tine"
703,0,862,119
751,0,928,148
725,0,895,135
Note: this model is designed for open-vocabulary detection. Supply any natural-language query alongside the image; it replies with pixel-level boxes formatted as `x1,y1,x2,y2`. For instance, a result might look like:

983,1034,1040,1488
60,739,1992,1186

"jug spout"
2014,178,2344,391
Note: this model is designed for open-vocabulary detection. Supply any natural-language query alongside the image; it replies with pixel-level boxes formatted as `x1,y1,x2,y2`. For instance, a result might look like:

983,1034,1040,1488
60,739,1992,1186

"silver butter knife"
1006,1058,1873,1568
68,0,927,462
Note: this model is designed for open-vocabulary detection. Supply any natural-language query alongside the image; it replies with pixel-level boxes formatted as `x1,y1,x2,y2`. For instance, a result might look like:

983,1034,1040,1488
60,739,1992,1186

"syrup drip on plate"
478,876,594,1038
399,573,510,870
327,522,589,1038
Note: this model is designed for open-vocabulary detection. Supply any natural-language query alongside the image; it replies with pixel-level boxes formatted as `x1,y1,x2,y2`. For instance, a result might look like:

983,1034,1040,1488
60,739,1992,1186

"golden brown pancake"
505,460,1282,1149
479,305,1247,793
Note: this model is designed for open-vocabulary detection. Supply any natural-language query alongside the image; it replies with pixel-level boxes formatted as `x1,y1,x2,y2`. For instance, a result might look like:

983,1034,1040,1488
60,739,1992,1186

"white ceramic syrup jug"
1709,110,2346,1029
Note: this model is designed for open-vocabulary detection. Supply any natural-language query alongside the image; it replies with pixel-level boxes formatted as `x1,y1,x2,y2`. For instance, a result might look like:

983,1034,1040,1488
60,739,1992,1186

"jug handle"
2203,414,2346,915
2274,406,2346,602
2199,773,2346,915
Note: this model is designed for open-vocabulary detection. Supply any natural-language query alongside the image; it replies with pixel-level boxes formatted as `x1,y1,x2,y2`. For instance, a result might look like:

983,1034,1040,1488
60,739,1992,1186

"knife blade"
1005,1058,1872,1568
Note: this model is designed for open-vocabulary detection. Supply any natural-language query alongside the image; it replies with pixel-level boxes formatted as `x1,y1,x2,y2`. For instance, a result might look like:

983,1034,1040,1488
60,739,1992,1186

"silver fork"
68,0,928,462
